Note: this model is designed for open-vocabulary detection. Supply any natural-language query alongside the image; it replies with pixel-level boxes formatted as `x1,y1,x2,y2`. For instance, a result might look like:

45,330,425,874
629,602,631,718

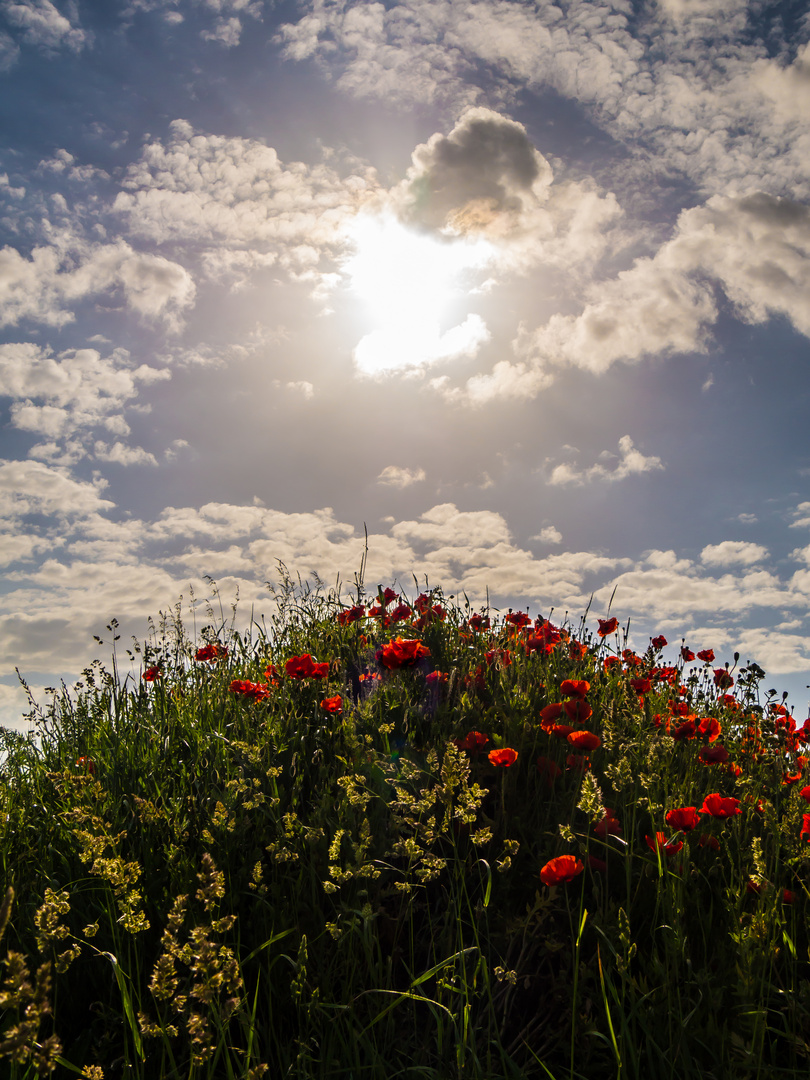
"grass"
1,567,809,1079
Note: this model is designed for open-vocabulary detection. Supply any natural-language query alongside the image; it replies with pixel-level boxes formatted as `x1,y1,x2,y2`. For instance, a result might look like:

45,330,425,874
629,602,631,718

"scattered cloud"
547,436,664,486
1,0,92,54
700,541,769,567
377,465,426,488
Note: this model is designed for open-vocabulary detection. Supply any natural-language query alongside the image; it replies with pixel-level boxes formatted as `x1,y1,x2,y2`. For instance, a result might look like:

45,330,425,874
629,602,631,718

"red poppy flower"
320,695,342,713
540,854,584,886
665,806,701,832
697,649,715,663
588,854,608,873
697,716,722,743
566,753,590,773
379,637,430,670
646,832,683,857
505,611,531,628
568,640,587,660
76,756,95,775
801,813,810,842
597,617,619,637
454,731,489,754
782,772,803,786
680,647,695,662
564,699,593,723
701,793,741,818
540,703,565,726
560,679,590,699
142,665,161,681
699,833,721,851
285,653,330,680
799,785,810,803
746,878,763,896
536,756,562,786
783,889,796,904
603,655,622,670
549,723,574,741
699,744,730,765
651,635,667,649
379,587,399,607
389,603,413,622
229,679,271,700
337,604,366,625
713,668,734,689
629,677,652,695
671,719,697,741
467,613,490,632
567,730,601,752
622,650,641,667
488,747,518,768
195,643,228,662
594,811,622,838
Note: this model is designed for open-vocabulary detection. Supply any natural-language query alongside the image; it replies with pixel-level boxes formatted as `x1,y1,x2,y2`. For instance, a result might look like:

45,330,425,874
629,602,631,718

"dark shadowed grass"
1,569,809,1079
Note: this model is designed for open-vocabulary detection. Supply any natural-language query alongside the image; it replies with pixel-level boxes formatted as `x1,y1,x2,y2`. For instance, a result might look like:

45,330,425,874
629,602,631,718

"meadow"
1,566,809,1079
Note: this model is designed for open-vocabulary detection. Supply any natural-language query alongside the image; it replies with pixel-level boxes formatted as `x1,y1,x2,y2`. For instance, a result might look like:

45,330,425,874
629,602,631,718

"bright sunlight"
343,212,494,376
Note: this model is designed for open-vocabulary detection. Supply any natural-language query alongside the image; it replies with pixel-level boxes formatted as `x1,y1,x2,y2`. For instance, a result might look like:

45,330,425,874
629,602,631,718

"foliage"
1,569,809,1079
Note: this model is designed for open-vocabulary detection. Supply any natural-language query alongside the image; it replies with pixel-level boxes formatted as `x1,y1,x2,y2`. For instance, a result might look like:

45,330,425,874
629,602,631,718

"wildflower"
699,744,730,765
560,679,590,699
337,604,365,625
697,649,715,663
629,677,652,695
540,703,565,726
799,785,810,803
454,731,489,755
597,617,619,637
568,640,587,660
229,679,270,701
665,806,701,832
320,695,342,713
603,655,622,671
536,756,561,786
699,833,721,851
681,646,695,662
548,723,574,741
380,637,430,669
701,793,741,818
467,613,490,632
746,878,763,896
540,854,584,886
488,748,518,768
588,855,608,873
285,654,330,680
801,814,810,842
389,603,413,622
713,668,734,689
651,635,667,649
76,756,95,775
783,889,796,904
594,810,622,838
567,730,601,752
505,611,531,628
671,718,696,741
425,670,448,688
142,665,161,681
195,643,228,662
645,833,683,857
697,716,722,743
564,699,593,723
566,753,590,774
622,650,641,667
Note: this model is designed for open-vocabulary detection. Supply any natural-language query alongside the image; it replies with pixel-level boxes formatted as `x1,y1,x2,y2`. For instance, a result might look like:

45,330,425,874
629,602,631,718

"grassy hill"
1,571,808,1079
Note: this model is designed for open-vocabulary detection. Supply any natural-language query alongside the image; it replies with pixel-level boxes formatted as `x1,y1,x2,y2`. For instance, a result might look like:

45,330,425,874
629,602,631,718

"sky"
1,0,809,731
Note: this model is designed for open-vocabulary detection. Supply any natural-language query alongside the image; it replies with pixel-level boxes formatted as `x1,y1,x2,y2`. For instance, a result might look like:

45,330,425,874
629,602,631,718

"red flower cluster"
142,666,161,681
380,637,431,670
489,747,518,767
320,695,342,713
337,604,365,625
701,793,741,818
194,643,228,662
229,679,270,701
665,806,701,832
285,654,330,680
455,730,489,754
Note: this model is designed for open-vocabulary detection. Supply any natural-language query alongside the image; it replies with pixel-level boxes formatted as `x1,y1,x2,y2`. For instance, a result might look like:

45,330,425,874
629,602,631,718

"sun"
343,212,494,377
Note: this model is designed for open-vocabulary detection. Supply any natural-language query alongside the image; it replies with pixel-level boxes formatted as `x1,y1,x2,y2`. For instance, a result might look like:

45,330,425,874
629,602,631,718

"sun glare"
344,213,493,376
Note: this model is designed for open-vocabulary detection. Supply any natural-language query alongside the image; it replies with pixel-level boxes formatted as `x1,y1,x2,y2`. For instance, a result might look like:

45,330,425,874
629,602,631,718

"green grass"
1,568,809,1079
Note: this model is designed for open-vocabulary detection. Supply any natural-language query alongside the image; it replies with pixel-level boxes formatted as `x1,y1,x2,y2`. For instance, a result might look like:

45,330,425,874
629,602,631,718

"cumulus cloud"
0,235,196,330
377,465,426,488
1,0,92,53
0,343,170,461
547,436,664,486
700,541,769,567
0,459,114,520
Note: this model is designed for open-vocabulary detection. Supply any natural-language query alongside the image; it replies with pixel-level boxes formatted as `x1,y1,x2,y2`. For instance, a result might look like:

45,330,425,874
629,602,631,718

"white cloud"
547,436,664,486
377,465,426,488
0,459,114,520
534,526,562,544
701,541,769,567
201,15,242,46
791,502,810,529
1,0,92,53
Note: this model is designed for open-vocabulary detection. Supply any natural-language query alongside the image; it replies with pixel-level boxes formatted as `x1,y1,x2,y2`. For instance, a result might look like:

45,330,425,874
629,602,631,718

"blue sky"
1,0,809,729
